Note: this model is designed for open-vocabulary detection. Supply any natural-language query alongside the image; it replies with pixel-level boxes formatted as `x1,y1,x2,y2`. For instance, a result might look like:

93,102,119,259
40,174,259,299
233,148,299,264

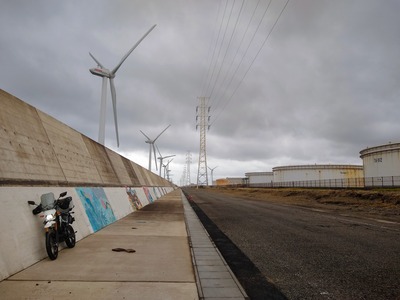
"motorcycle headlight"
45,214,55,222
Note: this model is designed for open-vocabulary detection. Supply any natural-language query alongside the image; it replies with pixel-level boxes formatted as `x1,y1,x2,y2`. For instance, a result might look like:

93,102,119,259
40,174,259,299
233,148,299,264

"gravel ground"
185,187,400,300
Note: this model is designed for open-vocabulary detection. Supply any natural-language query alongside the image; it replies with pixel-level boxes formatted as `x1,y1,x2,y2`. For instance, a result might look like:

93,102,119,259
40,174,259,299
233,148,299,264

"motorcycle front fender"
44,220,56,229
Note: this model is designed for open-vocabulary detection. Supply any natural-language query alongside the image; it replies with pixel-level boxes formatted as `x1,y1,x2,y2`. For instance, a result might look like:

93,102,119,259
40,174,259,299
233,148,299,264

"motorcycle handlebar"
32,204,43,215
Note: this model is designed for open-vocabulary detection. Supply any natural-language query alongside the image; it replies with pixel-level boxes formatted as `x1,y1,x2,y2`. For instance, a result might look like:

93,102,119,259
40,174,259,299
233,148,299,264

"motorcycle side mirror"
59,192,67,197
27,201,36,205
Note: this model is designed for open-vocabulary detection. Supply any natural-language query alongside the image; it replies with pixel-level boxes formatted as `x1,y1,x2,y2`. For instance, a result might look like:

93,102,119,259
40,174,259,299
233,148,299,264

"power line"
201,0,229,98
204,0,236,101
211,0,290,126
210,0,263,113
198,0,223,97
207,0,245,101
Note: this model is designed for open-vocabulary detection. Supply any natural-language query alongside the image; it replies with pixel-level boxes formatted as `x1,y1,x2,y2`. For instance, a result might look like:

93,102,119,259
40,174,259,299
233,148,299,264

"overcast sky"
1,0,399,185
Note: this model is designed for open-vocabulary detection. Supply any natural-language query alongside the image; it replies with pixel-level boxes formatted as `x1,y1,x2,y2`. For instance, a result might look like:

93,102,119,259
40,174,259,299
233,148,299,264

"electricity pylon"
196,97,210,187
185,151,192,186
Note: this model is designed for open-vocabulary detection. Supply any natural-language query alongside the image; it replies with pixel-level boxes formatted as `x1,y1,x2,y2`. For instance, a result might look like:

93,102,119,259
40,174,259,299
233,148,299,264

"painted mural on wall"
153,187,161,199
125,187,143,211
143,186,154,203
75,187,116,232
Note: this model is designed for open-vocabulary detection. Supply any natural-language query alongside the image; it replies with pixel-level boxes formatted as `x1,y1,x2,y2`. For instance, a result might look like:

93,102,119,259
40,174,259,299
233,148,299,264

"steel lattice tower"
185,151,192,186
196,97,210,187
180,165,187,186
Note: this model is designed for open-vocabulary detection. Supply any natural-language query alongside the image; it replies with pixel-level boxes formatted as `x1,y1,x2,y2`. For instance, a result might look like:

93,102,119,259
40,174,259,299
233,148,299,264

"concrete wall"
0,185,174,281
0,89,176,281
0,89,172,187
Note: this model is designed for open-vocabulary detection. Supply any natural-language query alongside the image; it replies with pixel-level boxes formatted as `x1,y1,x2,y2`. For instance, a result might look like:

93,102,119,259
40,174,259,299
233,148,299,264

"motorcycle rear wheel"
65,225,76,248
45,231,58,260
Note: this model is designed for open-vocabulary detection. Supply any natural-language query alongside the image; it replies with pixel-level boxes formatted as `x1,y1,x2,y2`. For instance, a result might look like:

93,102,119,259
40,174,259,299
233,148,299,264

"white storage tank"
245,172,273,186
272,164,364,187
360,142,400,186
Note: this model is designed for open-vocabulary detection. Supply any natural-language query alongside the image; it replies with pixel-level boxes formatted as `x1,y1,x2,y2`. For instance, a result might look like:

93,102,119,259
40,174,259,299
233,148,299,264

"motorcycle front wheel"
65,225,76,248
45,231,58,260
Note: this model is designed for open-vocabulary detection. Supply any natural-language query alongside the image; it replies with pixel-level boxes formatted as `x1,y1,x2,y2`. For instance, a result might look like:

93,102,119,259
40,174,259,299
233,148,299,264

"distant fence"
246,176,400,189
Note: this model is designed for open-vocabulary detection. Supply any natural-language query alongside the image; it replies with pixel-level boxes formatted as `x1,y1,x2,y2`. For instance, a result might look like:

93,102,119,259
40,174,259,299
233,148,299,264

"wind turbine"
89,24,157,147
156,146,175,177
208,166,218,186
140,124,171,171
163,158,174,181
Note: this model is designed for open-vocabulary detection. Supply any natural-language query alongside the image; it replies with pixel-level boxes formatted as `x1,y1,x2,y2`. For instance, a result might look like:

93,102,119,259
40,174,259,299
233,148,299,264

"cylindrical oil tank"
273,164,364,182
360,142,400,178
245,172,273,185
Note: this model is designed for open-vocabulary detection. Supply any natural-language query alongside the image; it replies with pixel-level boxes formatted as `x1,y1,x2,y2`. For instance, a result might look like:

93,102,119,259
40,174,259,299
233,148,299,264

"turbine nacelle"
89,67,112,78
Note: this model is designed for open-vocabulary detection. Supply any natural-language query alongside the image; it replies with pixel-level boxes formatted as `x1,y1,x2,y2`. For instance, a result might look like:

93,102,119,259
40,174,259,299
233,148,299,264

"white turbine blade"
111,24,157,74
110,78,119,147
154,124,171,142
156,145,163,176
155,144,162,157
140,130,151,141
89,52,104,68
152,144,158,171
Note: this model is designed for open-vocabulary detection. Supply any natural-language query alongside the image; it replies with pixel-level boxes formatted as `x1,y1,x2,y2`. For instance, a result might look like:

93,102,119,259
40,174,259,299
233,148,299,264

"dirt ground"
205,187,400,222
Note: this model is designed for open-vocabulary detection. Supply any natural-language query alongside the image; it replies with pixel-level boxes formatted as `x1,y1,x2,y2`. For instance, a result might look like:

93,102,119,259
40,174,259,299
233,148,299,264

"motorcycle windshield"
40,193,55,210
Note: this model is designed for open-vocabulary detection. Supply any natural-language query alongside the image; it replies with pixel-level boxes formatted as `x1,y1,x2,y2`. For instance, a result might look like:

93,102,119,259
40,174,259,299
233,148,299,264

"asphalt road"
184,188,400,300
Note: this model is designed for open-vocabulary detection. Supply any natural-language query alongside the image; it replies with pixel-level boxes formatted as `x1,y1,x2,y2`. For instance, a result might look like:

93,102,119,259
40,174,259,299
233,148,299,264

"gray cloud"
1,0,399,183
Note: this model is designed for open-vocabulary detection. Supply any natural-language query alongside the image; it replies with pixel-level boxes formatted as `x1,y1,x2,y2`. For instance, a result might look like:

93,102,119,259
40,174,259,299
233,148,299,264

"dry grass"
207,187,400,222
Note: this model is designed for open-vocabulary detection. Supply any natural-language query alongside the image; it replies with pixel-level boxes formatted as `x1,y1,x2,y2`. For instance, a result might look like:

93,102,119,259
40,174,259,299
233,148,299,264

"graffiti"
143,186,154,203
152,187,161,199
75,187,116,232
125,187,143,210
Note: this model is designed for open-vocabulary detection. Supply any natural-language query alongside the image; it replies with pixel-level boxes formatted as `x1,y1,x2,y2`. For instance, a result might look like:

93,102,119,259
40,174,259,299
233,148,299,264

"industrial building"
229,142,400,189
273,164,364,181
272,164,364,188
215,177,246,186
360,142,400,187
243,165,364,188
245,172,273,187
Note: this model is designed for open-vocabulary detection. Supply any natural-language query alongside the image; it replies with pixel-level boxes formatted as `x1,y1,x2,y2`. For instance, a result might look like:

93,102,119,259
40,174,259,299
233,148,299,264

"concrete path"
0,189,247,299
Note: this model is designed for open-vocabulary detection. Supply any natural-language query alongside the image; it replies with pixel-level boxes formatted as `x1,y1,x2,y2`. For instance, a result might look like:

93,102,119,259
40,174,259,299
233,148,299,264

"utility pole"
208,166,218,186
196,97,210,187
181,165,187,186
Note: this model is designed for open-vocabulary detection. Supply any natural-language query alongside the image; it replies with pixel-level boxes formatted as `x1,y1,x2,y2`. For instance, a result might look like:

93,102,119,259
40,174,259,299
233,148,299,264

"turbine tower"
164,158,174,181
156,146,175,177
140,125,171,172
89,24,157,147
208,166,218,186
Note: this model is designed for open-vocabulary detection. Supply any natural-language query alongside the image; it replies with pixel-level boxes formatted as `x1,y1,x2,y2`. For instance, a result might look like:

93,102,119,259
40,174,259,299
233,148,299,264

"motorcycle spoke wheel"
65,225,76,248
45,231,58,260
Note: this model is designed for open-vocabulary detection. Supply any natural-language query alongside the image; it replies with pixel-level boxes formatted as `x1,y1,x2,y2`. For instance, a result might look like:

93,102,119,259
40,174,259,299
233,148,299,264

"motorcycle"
28,191,76,260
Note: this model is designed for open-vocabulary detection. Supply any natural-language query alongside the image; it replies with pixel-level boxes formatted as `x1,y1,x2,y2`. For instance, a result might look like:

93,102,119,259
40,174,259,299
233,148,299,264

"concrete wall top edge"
0,178,172,188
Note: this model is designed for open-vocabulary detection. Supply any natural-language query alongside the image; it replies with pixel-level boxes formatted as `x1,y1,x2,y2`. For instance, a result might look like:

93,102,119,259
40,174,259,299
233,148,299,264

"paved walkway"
0,189,247,299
